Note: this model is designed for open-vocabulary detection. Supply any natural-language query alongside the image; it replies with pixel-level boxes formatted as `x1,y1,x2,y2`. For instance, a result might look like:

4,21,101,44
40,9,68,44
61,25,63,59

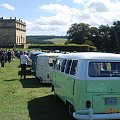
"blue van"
31,51,44,73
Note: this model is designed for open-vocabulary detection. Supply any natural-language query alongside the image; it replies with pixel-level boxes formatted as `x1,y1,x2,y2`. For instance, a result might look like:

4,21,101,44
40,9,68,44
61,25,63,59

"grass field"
47,38,67,45
0,58,74,120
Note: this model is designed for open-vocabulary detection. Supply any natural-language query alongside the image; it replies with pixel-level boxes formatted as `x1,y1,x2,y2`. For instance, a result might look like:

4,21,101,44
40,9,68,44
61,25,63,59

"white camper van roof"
57,52,120,60
37,53,63,57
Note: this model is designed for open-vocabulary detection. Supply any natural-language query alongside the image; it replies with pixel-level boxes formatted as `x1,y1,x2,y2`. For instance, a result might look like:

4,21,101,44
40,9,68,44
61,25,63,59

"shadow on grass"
28,95,74,120
18,69,33,76
19,77,51,88
4,79,19,82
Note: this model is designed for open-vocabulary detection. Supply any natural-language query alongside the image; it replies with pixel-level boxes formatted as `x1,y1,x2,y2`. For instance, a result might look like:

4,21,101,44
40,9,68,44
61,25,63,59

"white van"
35,53,63,83
52,52,120,120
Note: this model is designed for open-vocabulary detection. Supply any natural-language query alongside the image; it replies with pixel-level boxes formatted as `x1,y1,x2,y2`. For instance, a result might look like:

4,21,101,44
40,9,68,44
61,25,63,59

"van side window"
48,57,53,67
61,59,67,72
65,60,72,74
55,59,61,70
70,60,78,75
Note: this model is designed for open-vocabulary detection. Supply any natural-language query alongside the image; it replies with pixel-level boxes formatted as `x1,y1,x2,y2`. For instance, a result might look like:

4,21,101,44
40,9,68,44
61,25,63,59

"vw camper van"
30,51,44,73
35,53,62,83
52,52,120,120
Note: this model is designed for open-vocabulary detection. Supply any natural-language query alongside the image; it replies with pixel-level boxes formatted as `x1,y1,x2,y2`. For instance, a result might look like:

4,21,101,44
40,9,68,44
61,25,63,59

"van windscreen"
88,62,120,77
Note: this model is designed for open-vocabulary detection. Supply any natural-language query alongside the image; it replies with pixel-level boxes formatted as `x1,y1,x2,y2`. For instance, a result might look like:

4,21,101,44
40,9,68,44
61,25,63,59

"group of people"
0,48,14,67
0,48,32,80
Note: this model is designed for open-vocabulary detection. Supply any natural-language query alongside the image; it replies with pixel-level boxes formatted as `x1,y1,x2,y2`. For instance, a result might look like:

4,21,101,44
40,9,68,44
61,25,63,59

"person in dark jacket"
1,52,5,67
7,50,11,63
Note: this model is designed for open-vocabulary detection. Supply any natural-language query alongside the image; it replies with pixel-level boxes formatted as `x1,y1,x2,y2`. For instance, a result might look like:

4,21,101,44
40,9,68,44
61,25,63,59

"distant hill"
26,35,67,44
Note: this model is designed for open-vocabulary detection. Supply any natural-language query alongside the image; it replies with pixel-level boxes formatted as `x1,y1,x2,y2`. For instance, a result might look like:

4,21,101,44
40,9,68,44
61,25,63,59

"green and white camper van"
52,52,120,120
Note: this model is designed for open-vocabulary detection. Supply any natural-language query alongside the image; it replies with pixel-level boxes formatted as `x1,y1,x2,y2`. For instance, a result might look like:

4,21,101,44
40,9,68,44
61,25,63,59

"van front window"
88,62,120,77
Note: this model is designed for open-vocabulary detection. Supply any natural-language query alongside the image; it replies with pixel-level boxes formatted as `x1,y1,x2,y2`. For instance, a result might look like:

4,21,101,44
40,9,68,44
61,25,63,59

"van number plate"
105,98,117,105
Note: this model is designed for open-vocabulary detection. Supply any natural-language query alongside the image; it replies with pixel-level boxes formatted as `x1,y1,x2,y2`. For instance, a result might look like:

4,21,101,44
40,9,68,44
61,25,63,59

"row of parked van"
28,51,120,120
28,50,63,83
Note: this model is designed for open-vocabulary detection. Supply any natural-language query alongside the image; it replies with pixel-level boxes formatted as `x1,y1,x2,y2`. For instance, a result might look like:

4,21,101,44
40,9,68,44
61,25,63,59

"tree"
113,21,120,52
87,27,101,49
98,25,111,51
67,23,90,44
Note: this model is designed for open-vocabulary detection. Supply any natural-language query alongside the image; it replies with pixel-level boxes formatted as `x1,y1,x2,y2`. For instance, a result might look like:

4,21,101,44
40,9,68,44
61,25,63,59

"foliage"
29,43,97,52
67,21,120,52
67,23,90,44
30,43,95,47
26,21,120,52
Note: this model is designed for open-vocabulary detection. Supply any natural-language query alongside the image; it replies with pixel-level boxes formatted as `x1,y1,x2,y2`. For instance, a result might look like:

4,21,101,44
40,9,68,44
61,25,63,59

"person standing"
7,50,11,63
1,50,5,67
20,51,31,79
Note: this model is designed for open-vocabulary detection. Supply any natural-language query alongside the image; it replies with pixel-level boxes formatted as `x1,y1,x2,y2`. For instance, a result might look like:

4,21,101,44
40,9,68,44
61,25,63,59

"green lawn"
0,58,74,120
47,38,67,45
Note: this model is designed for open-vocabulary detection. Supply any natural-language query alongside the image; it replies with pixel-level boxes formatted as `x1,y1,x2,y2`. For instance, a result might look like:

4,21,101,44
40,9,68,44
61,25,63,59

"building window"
3,41,5,44
19,36,21,44
21,36,23,43
17,36,18,44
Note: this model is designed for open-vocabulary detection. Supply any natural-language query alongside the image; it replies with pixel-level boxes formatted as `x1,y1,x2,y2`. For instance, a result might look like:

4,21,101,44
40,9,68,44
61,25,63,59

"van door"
53,59,67,101
65,60,78,100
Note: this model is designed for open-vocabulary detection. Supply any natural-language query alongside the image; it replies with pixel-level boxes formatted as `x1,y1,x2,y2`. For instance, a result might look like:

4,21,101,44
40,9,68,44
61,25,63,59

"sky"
0,0,120,36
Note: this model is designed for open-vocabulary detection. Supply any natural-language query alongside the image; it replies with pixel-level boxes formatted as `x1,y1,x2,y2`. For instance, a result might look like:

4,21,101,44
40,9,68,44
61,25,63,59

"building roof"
0,17,26,25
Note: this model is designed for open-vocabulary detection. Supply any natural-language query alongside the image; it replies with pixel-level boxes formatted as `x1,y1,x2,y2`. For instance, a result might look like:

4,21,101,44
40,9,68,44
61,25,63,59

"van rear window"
88,62,120,77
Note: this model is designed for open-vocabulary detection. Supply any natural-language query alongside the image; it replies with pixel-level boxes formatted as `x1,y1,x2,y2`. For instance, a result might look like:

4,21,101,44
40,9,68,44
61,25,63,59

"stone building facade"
0,17,26,48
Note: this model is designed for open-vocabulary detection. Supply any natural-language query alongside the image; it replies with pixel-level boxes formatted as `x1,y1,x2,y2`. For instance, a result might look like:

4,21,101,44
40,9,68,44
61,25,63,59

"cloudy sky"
0,0,120,35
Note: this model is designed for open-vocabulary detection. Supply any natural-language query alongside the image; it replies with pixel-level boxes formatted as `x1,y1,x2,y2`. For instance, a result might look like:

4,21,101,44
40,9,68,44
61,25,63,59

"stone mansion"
0,17,26,48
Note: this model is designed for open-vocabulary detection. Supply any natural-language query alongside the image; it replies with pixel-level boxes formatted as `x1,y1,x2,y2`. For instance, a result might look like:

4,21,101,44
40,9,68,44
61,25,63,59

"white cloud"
39,4,71,14
26,22,68,35
0,3,15,11
87,2,109,12
39,4,83,25
27,4,82,35
26,1,120,35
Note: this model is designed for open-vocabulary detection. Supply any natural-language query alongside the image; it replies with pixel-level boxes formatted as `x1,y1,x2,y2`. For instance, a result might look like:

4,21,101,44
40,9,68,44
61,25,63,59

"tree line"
66,21,120,52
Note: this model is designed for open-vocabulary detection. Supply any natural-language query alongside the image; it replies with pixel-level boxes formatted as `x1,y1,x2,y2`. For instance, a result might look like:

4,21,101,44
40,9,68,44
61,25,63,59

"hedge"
28,44,97,52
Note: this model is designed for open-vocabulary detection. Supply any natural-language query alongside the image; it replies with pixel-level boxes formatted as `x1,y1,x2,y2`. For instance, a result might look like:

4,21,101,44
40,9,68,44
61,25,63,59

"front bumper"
73,108,120,120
